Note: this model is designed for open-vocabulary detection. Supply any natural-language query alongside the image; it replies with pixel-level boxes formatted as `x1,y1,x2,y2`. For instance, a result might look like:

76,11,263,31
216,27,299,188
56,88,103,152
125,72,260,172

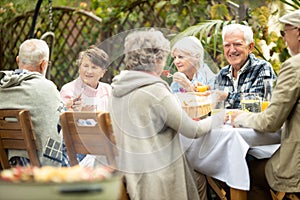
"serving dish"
175,93,212,119
0,165,122,200
0,175,122,200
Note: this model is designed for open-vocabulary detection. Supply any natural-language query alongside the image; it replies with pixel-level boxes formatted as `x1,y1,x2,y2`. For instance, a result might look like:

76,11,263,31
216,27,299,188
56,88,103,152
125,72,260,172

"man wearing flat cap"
230,10,300,199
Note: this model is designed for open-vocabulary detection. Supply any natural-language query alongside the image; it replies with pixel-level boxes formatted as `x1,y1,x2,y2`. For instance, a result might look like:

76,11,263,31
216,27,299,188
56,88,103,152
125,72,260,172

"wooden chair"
0,109,41,169
271,190,300,200
206,176,227,200
60,111,129,200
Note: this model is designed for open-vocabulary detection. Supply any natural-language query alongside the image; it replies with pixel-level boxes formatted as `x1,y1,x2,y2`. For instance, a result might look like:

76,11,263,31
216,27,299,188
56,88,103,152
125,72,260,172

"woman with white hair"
108,29,218,200
170,36,216,93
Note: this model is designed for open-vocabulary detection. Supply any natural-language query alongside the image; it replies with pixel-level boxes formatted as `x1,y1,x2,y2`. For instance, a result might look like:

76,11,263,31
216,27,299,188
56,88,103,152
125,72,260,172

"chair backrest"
0,109,41,169
60,111,130,200
271,190,300,200
60,111,118,167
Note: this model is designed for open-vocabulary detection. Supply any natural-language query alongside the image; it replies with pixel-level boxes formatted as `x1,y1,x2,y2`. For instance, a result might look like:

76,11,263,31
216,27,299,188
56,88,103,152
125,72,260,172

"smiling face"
78,55,107,88
223,31,254,71
172,49,198,80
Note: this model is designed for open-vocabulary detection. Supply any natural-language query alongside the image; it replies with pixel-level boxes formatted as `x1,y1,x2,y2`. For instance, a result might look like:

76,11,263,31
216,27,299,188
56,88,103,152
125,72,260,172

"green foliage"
171,1,300,75
89,0,210,33
210,4,231,20
0,2,20,25
0,0,80,25
2,0,300,80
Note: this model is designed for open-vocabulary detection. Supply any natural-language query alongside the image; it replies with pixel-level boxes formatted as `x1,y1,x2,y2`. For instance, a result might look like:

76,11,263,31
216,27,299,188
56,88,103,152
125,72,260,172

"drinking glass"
262,79,274,111
211,100,225,128
82,96,99,111
240,93,261,113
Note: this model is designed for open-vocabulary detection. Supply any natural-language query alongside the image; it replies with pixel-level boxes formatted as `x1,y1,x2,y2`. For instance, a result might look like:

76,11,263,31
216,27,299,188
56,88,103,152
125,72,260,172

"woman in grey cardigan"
108,29,223,200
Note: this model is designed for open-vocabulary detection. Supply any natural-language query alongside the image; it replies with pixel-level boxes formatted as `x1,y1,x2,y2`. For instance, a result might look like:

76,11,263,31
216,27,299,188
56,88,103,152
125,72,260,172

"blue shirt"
171,63,216,93
215,53,277,109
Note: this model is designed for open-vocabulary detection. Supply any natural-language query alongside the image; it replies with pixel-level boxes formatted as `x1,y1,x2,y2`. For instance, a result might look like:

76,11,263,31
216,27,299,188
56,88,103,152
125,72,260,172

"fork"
163,61,175,78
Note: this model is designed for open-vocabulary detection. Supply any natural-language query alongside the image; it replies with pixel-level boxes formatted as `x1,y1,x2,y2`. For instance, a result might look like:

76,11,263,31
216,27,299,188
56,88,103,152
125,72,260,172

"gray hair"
124,29,170,72
18,39,49,66
222,24,254,45
76,45,110,69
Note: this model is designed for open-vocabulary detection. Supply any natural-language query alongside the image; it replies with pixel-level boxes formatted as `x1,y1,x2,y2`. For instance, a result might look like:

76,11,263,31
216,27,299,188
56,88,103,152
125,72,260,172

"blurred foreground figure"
108,29,223,200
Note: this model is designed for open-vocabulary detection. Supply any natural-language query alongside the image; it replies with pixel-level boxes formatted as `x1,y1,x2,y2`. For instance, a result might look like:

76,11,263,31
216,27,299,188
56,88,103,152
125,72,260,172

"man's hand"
230,110,243,127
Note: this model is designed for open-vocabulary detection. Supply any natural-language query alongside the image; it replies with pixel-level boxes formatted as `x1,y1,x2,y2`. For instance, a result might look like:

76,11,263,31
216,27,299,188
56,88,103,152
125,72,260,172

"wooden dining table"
180,123,281,200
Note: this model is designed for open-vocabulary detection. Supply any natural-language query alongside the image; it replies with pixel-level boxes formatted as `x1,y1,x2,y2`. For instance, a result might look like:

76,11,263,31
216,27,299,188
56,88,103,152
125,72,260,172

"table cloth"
180,124,281,190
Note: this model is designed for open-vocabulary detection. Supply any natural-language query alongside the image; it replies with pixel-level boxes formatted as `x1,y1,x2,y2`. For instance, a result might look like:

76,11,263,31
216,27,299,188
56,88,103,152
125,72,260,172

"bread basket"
175,93,211,119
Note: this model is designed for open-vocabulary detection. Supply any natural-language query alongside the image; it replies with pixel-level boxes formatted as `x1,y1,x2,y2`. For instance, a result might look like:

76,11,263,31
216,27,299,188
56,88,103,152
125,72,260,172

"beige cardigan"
234,54,300,192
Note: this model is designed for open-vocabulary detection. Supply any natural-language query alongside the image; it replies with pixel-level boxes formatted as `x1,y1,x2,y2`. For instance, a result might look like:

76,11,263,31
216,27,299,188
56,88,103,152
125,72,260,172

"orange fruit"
196,85,209,92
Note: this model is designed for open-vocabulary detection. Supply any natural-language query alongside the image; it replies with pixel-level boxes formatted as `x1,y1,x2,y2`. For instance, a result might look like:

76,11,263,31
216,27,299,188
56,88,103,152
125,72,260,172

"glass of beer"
240,93,261,113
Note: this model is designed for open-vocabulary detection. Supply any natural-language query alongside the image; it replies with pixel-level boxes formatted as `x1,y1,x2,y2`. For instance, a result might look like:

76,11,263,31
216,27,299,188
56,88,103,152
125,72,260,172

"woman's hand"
193,81,211,96
173,72,194,92
65,95,83,111
81,105,97,111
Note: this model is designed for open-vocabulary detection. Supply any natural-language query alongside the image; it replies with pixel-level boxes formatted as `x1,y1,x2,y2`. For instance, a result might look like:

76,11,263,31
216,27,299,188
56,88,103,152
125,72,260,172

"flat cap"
279,10,300,27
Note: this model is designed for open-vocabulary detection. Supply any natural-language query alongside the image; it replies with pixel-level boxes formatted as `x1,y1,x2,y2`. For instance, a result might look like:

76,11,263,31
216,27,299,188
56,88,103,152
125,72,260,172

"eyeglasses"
280,27,298,37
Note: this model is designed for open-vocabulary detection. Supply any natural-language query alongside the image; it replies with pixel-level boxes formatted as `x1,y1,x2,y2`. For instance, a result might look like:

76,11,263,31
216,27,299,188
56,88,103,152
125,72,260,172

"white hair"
222,24,254,45
18,39,49,66
171,36,204,61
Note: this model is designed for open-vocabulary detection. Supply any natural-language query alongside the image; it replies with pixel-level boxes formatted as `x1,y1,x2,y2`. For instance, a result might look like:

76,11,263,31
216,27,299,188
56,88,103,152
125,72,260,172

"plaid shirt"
215,53,277,109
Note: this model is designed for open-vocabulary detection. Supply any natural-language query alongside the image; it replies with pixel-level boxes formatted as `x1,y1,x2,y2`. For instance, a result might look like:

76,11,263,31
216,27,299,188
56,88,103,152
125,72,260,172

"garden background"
0,0,299,89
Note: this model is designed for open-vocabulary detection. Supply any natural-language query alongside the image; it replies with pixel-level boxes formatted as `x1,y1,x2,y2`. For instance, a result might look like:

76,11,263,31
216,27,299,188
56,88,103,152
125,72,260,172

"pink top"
60,78,111,111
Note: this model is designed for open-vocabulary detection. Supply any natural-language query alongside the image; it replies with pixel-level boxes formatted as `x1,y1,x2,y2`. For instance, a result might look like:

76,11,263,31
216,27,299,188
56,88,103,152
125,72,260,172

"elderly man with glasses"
231,10,300,199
